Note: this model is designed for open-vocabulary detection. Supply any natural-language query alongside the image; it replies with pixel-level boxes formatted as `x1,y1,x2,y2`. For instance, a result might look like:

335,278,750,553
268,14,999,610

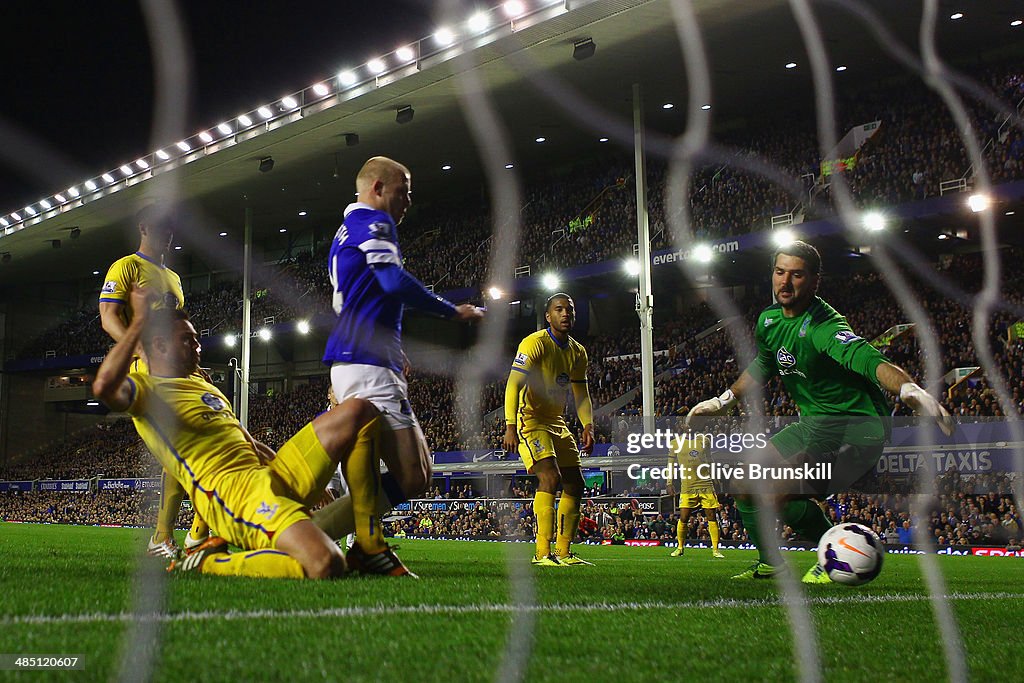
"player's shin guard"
200,549,306,579
533,491,556,558
153,470,185,543
708,520,720,551
782,499,832,543
343,417,386,554
554,494,581,557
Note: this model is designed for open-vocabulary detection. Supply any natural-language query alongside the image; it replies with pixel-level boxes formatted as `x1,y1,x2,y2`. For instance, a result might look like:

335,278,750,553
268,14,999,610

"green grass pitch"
0,523,1020,682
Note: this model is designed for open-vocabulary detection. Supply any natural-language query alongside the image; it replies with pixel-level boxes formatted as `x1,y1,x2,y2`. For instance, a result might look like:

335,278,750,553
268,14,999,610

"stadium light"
281,96,298,109
224,334,236,348
68,186,80,198
434,27,455,46
219,231,228,237
54,193,66,202
368,58,386,75
119,165,133,176
0,218,7,227
487,286,503,300
135,159,149,169
296,320,310,335
25,206,36,216
535,136,546,143
662,103,674,109
217,122,233,135
174,245,182,250
701,104,711,110
1013,19,1022,27
950,12,963,20
468,11,490,33
441,164,452,171
785,62,797,69
10,212,21,221
541,272,560,290
772,229,796,247
836,65,848,72
238,114,253,127
624,259,640,277
692,244,714,263
92,270,99,275
598,137,609,143
176,140,191,152
503,0,526,18
258,106,273,119
505,163,514,169
40,199,52,210
339,70,357,87
86,179,99,190
312,83,329,96
258,328,272,341
862,211,886,232
198,131,213,143
967,193,990,213
396,46,415,62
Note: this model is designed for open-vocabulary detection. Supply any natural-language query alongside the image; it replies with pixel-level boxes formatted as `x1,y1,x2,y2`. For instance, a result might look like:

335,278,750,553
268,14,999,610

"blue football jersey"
323,202,405,373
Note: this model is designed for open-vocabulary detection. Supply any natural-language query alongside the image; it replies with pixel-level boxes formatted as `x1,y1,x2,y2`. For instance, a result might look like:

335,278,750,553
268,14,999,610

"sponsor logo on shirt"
256,501,279,520
834,330,862,344
764,317,775,327
513,352,529,367
776,346,796,368
102,281,118,294
201,392,226,411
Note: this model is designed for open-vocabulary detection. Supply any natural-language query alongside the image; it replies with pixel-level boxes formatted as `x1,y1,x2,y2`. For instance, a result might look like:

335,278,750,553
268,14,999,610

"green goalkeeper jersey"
747,296,891,417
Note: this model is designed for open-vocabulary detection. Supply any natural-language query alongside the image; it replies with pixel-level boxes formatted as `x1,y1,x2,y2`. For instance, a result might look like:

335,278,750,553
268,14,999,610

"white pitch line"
3,591,1022,627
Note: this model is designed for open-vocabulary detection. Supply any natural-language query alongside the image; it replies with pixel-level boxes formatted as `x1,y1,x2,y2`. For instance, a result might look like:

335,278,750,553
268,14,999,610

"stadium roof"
0,0,1020,286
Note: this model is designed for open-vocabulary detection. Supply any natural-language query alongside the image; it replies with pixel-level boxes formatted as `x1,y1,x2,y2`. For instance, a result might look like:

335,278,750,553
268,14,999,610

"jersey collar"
343,201,377,218
134,251,165,269
546,327,569,349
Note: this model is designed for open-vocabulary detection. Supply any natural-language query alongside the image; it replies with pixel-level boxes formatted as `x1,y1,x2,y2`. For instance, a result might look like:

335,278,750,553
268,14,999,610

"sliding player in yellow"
666,435,724,559
503,293,595,566
98,204,209,559
93,285,388,579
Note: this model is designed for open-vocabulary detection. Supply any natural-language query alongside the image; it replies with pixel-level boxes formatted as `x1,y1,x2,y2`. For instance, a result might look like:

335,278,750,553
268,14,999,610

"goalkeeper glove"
685,389,737,427
900,382,954,436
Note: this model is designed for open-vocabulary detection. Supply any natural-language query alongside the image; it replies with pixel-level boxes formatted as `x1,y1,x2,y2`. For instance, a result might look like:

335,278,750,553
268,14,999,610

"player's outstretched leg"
731,496,784,579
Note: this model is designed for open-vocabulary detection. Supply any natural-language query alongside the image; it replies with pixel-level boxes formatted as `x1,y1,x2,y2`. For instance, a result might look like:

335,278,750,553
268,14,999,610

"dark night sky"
0,1,437,212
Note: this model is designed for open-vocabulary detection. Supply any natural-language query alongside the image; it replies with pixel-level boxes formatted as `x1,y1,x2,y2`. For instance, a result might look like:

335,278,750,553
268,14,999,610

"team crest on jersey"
256,501,279,520
513,352,529,367
799,316,811,338
102,281,118,294
764,317,775,327
776,346,796,368
834,330,862,345
689,449,699,458
368,221,392,238
555,372,570,388
201,392,226,411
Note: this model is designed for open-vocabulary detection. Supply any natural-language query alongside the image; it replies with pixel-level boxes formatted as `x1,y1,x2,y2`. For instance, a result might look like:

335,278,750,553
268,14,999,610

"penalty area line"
2,591,1022,626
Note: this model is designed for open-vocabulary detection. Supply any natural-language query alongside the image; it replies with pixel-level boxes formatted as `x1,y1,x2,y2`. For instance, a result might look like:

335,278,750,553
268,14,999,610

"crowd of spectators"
14,62,1024,361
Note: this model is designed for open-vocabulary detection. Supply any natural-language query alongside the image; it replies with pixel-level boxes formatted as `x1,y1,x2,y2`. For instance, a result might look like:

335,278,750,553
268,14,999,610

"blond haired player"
93,286,384,579
98,204,209,559
503,293,595,566
666,435,724,558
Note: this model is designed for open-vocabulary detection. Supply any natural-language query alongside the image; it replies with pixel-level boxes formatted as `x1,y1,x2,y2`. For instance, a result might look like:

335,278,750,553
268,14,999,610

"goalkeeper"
687,241,953,581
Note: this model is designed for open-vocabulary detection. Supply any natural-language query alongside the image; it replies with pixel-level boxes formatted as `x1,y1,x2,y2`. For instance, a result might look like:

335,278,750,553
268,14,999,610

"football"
817,523,885,586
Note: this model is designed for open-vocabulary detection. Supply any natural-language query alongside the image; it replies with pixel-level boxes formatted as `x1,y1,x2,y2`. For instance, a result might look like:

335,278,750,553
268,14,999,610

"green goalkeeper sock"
736,499,774,565
782,499,832,542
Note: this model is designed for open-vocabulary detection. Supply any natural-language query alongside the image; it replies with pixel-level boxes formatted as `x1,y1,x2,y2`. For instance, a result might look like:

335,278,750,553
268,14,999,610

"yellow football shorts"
195,423,334,550
679,490,719,510
517,427,581,472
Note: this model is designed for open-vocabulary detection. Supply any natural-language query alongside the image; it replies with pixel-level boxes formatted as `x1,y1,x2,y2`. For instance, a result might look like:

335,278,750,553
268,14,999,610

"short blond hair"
355,156,410,193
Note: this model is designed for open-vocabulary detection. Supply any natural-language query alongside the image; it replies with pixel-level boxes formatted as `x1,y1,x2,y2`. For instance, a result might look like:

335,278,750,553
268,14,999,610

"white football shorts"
330,362,419,431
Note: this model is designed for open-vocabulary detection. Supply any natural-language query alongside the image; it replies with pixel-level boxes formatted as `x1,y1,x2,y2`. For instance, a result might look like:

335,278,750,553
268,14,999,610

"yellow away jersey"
126,372,259,495
99,252,184,326
509,328,588,431
670,436,715,493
